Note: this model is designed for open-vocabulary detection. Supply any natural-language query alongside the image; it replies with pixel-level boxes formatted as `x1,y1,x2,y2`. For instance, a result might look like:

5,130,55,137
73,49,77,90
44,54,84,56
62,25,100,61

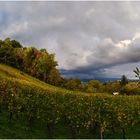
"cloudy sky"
0,1,140,79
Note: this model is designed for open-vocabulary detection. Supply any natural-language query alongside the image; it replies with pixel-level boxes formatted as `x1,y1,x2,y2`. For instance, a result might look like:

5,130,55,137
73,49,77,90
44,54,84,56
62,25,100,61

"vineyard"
0,64,140,138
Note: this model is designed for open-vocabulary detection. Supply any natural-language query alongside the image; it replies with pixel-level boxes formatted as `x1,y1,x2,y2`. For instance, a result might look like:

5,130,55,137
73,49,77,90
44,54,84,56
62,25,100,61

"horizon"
0,1,140,79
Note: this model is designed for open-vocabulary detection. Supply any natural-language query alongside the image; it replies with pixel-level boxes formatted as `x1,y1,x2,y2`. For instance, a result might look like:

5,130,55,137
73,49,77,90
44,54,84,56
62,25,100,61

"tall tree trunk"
111,125,115,133
122,128,126,139
28,117,33,130
9,111,13,124
90,122,98,134
100,128,105,139
47,123,54,138
69,125,76,139
0,104,2,113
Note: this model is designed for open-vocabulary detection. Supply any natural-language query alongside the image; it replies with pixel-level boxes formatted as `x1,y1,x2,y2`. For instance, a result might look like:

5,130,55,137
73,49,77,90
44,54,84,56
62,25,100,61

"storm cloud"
0,1,140,79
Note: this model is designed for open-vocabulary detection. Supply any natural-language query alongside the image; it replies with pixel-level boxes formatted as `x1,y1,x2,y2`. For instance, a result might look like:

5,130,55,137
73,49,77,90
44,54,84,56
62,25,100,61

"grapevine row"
0,80,140,138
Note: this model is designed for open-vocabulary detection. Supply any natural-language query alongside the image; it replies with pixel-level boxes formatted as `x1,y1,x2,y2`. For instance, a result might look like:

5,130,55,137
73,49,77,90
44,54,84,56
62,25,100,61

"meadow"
0,64,140,138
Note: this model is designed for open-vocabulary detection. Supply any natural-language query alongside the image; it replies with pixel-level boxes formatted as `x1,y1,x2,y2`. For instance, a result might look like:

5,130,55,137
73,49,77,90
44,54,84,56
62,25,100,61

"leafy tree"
102,82,121,93
40,48,47,53
120,75,128,87
0,38,16,67
88,80,100,89
134,67,140,81
46,69,63,86
0,38,63,86
22,47,39,74
86,80,101,93
14,48,24,69
11,40,23,48
133,67,140,87
64,78,83,91
0,40,3,47
35,52,58,82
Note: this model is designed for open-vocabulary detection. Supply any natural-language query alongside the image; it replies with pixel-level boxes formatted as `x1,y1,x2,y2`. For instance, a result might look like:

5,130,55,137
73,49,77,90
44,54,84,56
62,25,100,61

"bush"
120,84,140,95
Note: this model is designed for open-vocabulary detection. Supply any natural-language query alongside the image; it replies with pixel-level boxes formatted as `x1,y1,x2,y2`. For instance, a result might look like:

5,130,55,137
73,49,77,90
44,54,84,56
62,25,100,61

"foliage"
86,80,101,93
0,38,18,67
64,78,84,91
0,38,61,86
1,64,140,138
120,84,140,95
99,82,121,93
134,67,140,86
120,75,128,87
134,67,140,80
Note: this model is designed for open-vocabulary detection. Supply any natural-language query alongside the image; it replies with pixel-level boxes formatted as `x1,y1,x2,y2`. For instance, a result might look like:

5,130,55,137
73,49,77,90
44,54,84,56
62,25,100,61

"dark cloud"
0,1,140,79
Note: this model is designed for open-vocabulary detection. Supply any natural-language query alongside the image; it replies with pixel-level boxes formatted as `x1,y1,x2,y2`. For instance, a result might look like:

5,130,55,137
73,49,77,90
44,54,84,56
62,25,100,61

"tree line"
0,38,62,86
0,38,140,94
0,38,103,92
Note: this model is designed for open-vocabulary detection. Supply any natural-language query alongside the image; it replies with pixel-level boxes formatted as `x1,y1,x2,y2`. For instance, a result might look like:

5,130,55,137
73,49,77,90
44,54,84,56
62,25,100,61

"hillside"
0,63,84,95
1,64,140,139
0,63,98,138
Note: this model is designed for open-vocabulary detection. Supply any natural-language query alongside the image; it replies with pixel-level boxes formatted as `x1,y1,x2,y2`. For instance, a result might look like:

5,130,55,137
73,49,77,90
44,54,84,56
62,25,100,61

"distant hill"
81,77,121,83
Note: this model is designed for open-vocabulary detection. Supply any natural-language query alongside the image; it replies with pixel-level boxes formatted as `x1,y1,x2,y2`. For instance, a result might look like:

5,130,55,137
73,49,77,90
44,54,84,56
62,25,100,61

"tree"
133,67,140,80
0,38,63,86
46,69,63,86
86,80,101,93
22,47,41,74
35,52,58,82
133,67,140,86
11,40,23,48
102,82,121,93
64,78,83,91
0,38,17,67
120,75,128,87
88,80,100,88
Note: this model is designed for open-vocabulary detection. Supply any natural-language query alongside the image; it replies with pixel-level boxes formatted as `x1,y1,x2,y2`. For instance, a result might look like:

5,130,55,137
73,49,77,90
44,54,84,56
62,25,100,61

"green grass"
0,64,98,138
1,63,140,139
0,63,87,95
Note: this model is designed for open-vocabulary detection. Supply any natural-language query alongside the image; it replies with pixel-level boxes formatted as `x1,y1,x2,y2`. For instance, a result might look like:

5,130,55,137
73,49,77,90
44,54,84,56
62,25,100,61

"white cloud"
86,8,95,17
2,21,28,37
0,1,140,78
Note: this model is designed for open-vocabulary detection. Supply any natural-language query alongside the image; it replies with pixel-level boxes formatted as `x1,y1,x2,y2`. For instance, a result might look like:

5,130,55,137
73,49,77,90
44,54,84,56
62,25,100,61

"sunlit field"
0,64,140,139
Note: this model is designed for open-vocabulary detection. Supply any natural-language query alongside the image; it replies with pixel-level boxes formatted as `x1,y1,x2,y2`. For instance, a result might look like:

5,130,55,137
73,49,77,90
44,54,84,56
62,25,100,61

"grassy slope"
0,64,111,139
0,64,96,138
0,64,83,138
1,64,140,139
0,63,86,95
